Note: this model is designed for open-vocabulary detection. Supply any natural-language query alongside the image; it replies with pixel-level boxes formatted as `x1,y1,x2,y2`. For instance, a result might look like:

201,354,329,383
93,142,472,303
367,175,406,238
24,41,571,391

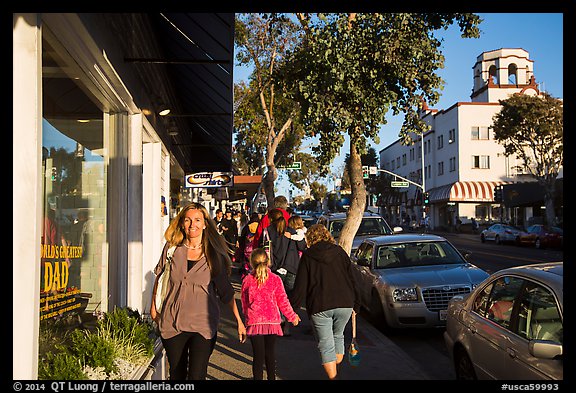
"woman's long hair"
164,202,232,276
268,208,286,235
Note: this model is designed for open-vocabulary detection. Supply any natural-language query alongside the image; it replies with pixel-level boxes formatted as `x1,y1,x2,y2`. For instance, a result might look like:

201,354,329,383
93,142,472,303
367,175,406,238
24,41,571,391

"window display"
40,35,107,322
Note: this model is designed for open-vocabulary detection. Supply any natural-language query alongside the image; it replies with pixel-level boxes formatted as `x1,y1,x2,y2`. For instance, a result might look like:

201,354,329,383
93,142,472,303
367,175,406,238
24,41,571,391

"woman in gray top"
151,202,247,380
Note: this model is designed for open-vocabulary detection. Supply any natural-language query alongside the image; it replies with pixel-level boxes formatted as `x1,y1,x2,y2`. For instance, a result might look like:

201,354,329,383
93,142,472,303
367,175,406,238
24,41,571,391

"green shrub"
103,307,155,357
38,307,155,379
38,350,86,380
69,328,118,375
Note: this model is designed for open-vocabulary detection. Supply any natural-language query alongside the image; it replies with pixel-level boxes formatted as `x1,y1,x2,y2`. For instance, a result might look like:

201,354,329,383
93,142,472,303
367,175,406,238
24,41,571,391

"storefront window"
40,36,107,323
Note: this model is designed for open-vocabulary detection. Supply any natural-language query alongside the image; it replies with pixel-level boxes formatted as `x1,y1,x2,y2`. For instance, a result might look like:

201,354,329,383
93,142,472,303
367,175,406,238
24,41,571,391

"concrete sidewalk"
206,270,431,381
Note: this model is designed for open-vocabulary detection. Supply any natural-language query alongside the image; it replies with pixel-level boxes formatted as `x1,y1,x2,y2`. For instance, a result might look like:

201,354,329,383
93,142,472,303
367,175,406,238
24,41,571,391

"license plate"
439,310,448,321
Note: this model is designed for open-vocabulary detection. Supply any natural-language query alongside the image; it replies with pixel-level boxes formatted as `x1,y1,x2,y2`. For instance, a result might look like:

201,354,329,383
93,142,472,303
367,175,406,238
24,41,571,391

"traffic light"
362,166,369,179
494,185,503,203
423,192,430,206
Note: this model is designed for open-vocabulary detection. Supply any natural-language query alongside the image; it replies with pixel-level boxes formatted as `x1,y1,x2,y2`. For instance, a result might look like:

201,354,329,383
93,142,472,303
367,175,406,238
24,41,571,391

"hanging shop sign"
185,172,234,188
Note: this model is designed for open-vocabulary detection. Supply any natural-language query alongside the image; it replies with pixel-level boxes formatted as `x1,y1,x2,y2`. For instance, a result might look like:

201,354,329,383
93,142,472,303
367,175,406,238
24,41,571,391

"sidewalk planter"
38,307,158,380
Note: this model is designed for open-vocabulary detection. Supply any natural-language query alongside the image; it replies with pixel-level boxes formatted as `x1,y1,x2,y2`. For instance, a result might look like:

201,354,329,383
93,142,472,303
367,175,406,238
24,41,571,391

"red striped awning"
428,181,509,203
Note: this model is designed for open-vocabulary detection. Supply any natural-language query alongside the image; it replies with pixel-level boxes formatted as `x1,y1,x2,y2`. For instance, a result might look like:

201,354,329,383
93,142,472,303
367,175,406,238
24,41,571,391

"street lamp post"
421,130,426,218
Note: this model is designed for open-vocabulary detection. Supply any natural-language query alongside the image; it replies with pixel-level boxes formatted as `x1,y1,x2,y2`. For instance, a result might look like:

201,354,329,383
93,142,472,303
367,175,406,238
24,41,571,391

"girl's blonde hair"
288,215,304,230
250,248,270,287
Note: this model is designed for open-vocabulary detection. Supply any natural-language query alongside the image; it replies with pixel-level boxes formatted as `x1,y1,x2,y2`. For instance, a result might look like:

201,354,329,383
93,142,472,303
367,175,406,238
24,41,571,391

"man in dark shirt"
220,210,238,253
214,209,224,235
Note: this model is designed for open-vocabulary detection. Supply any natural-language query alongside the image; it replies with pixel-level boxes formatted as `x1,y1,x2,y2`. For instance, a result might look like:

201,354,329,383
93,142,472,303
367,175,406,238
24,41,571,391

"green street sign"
391,181,409,188
280,162,301,170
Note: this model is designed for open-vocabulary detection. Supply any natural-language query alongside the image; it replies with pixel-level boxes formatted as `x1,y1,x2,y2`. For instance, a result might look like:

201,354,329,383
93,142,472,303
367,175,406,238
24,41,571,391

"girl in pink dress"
240,248,300,380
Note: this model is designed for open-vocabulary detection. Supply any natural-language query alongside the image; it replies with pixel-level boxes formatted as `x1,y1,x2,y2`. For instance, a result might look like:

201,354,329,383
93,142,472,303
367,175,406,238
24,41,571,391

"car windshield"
374,241,467,269
329,217,393,238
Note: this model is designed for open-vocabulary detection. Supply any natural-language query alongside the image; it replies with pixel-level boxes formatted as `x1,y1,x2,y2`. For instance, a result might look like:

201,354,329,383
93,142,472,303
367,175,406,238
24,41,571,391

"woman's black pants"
161,331,217,380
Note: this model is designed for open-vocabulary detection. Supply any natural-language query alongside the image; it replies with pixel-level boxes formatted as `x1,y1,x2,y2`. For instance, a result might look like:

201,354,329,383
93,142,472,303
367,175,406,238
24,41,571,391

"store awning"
428,181,510,203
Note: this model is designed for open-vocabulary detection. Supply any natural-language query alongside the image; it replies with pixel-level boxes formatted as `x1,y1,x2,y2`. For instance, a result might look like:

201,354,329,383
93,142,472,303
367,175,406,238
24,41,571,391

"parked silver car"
317,211,403,254
350,234,489,330
444,262,563,380
480,223,527,245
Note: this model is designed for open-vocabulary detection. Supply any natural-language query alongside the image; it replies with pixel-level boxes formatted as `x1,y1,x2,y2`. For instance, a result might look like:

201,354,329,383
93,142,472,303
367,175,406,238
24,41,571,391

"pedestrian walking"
220,209,239,255
251,195,290,248
265,208,306,336
150,202,246,380
237,213,260,279
289,224,361,380
214,208,224,235
471,217,479,233
240,248,301,380
288,214,307,249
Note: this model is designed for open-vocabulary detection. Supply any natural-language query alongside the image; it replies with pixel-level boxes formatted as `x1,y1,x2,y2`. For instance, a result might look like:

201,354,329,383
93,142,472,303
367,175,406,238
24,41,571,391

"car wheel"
495,235,501,245
480,234,485,243
535,238,542,249
515,236,521,246
455,347,477,380
370,290,392,333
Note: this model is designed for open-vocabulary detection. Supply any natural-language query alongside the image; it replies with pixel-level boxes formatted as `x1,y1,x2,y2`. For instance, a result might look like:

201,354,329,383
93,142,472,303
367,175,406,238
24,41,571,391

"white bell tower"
470,48,540,103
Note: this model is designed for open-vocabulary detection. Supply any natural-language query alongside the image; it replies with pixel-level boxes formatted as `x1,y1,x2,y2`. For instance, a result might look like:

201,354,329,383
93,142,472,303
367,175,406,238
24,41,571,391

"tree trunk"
543,182,556,226
263,150,278,210
262,167,278,210
338,136,367,255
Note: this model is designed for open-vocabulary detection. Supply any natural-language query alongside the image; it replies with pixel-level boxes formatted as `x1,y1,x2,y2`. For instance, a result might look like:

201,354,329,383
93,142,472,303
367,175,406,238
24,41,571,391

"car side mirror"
529,339,563,359
459,249,472,260
356,257,371,267
393,226,403,233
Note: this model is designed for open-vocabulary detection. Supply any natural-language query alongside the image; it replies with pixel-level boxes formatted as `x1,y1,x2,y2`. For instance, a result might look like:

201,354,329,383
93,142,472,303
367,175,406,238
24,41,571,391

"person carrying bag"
348,310,361,367
154,245,176,313
264,209,306,291
264,209,306,335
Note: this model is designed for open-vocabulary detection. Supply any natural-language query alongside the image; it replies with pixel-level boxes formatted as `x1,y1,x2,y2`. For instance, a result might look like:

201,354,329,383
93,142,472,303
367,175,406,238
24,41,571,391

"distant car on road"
480,223,526,245
350,233,489,330
444,262,563,380
317,211,403,254
517,225,563,249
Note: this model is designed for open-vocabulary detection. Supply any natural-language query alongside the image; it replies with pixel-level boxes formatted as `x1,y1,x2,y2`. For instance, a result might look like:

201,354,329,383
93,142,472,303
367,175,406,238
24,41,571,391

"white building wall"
457,104,510,182
378,48,547,230
13,13,43,380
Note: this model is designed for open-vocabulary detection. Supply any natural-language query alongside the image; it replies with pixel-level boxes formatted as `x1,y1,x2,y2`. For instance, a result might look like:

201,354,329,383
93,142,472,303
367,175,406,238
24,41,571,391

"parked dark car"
517,225,563,249
444,262,563,380
350,233,489,330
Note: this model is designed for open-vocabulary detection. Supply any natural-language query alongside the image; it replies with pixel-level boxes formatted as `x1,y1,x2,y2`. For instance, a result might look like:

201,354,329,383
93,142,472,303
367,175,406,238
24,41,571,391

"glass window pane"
40,35,107,330
473,282,494,317
516,282,562,344
486,276,524,330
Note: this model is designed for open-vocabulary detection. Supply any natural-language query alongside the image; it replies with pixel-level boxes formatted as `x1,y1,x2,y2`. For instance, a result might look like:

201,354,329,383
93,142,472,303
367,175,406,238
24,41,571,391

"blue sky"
233,13,564,197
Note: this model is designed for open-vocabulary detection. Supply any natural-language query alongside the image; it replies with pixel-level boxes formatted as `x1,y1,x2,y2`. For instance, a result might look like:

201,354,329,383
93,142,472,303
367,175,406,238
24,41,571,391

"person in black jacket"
289,223,361,380
265,208,306,335
220,210,238,254
264,209,306,283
